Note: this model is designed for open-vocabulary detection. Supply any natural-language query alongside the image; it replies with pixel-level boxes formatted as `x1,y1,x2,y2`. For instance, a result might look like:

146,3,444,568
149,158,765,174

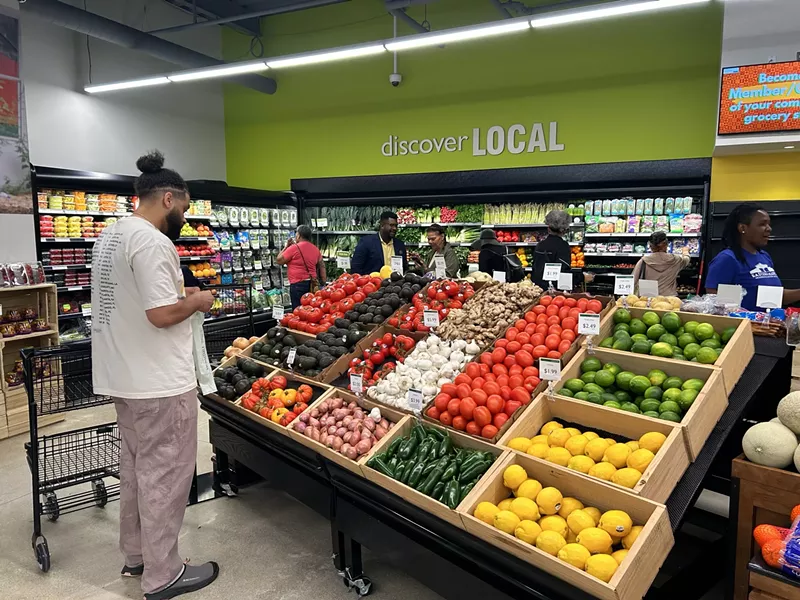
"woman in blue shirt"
706,204,800,310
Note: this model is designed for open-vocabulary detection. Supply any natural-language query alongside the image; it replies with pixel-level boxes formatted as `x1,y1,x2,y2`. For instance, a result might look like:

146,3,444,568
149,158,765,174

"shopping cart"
22,341,118,573
203,284,255,363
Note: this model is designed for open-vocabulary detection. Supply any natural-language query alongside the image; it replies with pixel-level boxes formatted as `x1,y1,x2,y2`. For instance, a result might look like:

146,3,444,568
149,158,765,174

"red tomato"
508,374,524,389
539,295,552,306
434,393,450,412
511,387,531,405
454,373,472,386
548,325,563,336
466,421,481,436
531,333,545,347
447,398,462,416
561,329,576,342
558,340,572,354
553,296,565,307
499,385,513,401
545,334,561,350
452,416,467,431
515,319,527,331
522,366,539,378
486,395,504,415
536,313,548,325
577,298,589,312
495,338,509,349
478,363,491,376
562,317,577,331
588,299,603,313
535,323,549,336
473,406,492,428
522,343,534,354
465,363,481,379
547,350,562,359
427,406,441,420
460,397,476,420
546,315,561,326
439,411,453,426
558,306,571,321
496,374,510,388
507,341,522,354
456,384,472,399
503,355,516,369
508,364,523,376
569,307,581,320
483,373,496,383
516,332,531,345
492,364,508,377
565,297,577,307
491,347,507,364
483,381,501,396
505,327,518,342
480,352,494,367
441,383,457,397
546,305,559,317
471,389,488,406
493,413,509,429
471,377,486,390
524,312,537,323
481,424,499,439
516,350,535,367
504,400,522,416
533,305,546,314
524,323,538,335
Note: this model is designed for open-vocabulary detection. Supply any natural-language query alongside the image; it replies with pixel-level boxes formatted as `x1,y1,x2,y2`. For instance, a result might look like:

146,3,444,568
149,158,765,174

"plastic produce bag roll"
191,312,216,396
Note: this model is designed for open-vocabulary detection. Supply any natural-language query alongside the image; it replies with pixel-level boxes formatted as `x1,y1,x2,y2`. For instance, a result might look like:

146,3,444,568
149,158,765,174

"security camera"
389,73,402,87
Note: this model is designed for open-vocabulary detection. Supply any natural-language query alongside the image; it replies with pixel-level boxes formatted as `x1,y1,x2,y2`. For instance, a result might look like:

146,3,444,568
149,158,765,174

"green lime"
721,327,736,344
631,341,651,354
629,319,647,335
712,332,721,343
672,353,687,361
581,371,597,384
677,333,697,348
658,333,678,347
580,357,602,373
616,371,635,391
634,396,645,407
574,391,590,401
695,323,715,341
640,398,661,413
696,347,718,364
629,376,652,395
614,390,633,404
650,342,674,358
613,329,632,341
600,337,614,348
603,363,622,376
683,343,701,360
659,411,682,423
620,402,641,413
642,311,661,328
564,378,585,393
594,370,616,388
700,338,721,350
648,370,667,387
560,388,574,398
643,411,660,418
631,333,649,344
601,392,618,404
684,321,700,335
663,376,684,390
583,383,605,396
681,378,705,392
647,324,666,340
613,337,633,351
614,323,631,334
605,384,618,393
662,388,682,403
675,327,685,337
603,400,621,409
678,389,699,411
587,393,604,405
661,312,682,333
613,308,632,324
644,386,664,401
658,400,681,415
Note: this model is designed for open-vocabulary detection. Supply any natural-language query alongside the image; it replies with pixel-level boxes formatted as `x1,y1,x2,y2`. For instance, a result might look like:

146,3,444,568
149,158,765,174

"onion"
374,426,387,440
335,426,346,438
345,446,358,460
379,419,389,430
343,431,353,444
320,432,328,445
348,402,358,409
341,443,352,456
309,417,320,429
299,413,310,423
360,430,372,441
342,416,353,427
327,425,337,435
295,422,307,434
310,409,320,419
353,409,364,420
318,400,330,413
355,439,371,455
332,437,343,451
309,428,320,442
331,397,344,409
347,420,359,431
332,409,347,421
363,419,376,432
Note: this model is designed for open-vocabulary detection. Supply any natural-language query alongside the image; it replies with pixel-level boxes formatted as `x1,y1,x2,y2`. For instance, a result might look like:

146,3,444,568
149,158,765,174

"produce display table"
199,335,792,600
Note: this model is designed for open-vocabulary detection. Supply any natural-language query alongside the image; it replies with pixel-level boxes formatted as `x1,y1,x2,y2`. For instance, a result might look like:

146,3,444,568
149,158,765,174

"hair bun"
136,150,165,174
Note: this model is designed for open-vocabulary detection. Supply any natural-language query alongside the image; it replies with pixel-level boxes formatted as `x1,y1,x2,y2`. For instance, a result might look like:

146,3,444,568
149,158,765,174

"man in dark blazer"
351,211,408,275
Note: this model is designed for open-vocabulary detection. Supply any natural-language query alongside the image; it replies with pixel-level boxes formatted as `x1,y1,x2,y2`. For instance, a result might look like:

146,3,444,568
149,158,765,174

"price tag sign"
251,240,260,250
614,274,634,296
337,256,351,269
390,255,404,275
578,313,601,335
557,272,573,291
423,309,440,328
717,284,743,306
316,218,328,228
350,373,363,395
254,280,264,291
434,256,447,279
493,270,506,283
286,348,297,366
468,263,479,273
253,260,263,270
407,388,424,413
543,263,561,281
273,305,285,320
638,279,659,298
539,358,562,381
756,285,783,309
81,304,91,317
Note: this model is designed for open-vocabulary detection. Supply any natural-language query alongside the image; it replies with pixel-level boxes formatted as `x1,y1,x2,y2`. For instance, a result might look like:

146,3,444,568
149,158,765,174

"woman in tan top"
632,231,690,297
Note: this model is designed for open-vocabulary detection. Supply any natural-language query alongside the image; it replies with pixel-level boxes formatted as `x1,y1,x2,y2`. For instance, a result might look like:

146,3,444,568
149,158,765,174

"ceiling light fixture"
168,61,268,82
529,0,710,28
267,44,386,68
85,76,171,94
785,145,796,149
385,19,530,52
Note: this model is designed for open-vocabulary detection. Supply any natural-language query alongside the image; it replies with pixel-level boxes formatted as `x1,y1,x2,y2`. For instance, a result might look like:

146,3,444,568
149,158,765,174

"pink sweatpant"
114,390,198,593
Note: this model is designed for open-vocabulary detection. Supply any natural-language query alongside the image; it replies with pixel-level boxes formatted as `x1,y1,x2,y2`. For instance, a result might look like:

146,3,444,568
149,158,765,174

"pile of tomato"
240,375,313,427
387,279,475,332
280,273,382,334
347,332,416,389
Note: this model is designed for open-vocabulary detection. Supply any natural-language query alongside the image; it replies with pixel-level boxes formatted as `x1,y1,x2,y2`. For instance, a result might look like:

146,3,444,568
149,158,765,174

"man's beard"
165,210,183,241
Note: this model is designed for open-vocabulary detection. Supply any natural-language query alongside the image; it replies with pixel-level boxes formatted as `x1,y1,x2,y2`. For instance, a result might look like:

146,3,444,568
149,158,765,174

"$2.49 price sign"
577,313,600,336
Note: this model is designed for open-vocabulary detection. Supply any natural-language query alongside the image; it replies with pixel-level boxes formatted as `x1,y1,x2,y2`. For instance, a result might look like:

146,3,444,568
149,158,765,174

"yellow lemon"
545,446,572,467
588,462,617,481
567,529,578,543
627,449,655,472
510,497,540,521
558,497,585,519
585,438,611,462
602,443,632,468
539,515,568,538
611,467,641,489
540,421,564,436
530,434,550,446
604,438,617,447
583,431,600,441
565,434,589,457
514,520,542,545
585,554,618,582
622,525,643,549
536,487,564,515
548,428,573,448
558,543,591,569
526,443,549,459
535,530,567,556
564,427,582,438
599,510,633,538
567,509,596,534
625,440,640,452
515,478,543,500
612,549,629,565
473,502,500,525
503,465,528,490
507,437,532,453
567,455,595,474
493,510,521,534
639,431,666,454
576,527,613,554
498,498,514,511
583,507,601,524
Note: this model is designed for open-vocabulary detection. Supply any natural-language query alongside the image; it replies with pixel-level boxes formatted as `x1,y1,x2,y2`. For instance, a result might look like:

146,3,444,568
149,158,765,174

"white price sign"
434,256,446,279
614,275,634,296
350,373,363,395
407,388,424,413
251,240,260,250
757,285,783,309
493,270,506,283
390,255,404,275
286,348,297,366
638,279,659,298
254,280,264,291
539,358,562,381
81,304,92,317
557,272,573,291
254,260,263,270
543,263,561,281
717,284,743,306
468,263,479,273
273,305,285,320
578,313,601,336
423,309,440,328
337,256,351,270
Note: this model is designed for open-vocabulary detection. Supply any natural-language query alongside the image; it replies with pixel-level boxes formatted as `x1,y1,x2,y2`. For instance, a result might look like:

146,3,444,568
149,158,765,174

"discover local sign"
381,121,565,157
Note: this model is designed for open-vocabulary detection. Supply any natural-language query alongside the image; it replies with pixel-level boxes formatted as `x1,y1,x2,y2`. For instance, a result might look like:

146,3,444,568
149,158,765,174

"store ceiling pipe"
387,8,429,33
489,0,513,18
20,0,277,94
385,0,440,9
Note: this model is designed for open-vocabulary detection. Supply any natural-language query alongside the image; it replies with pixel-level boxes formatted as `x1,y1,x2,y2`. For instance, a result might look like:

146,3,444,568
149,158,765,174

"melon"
794,444,800,472
742,422,798,468
777,392,800,435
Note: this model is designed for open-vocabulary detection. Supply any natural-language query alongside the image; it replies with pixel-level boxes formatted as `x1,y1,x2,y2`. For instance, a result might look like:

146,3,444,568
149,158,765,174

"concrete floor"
0,405,443,600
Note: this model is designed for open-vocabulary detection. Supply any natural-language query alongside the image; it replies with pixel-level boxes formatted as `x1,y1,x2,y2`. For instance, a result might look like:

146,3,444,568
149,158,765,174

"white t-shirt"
91,216,196,399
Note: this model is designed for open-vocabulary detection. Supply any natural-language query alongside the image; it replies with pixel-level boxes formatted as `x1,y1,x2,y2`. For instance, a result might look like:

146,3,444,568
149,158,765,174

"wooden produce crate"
498,393,689,503
553,348,727,461
286,388,407,476
459,451,674,600
593,306,753,396
362,419,506,530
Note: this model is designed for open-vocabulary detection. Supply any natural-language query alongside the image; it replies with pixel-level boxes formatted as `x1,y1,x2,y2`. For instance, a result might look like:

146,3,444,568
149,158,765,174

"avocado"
252,342,264,354
334,318,351,329
318,354,335,369
273,328,286,341
372,314,384,324
330,346,347,357
270,345,282,359
381,305,394,317
358,314,373,324
357,304,369,314
213,377,226,388
347,329,367,345
305,369,321,377
221,385,236,400
266,328,277,340
282,335,297,347
238,359,265,377
411,284,421,293
345,310,360,321
234,379,250,396
380,279,390,287
280,347,291,360
390,272,403,282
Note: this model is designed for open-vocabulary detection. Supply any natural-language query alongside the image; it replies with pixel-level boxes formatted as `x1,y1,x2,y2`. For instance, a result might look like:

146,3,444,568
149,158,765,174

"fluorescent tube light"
385,20,530,52
529,0,710,28
85,76,171,94
168,61,268,82
785,145,796,149
267,44,385,68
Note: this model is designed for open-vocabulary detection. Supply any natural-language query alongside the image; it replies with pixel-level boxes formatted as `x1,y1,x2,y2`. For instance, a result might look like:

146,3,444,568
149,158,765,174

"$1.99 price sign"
407,388,423,412
350,373,363,394
539,358,561,381
423,309,440,328
273,305,284,320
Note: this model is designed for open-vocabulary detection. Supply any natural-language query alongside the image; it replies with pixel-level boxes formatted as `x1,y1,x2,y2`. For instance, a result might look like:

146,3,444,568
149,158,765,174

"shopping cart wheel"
92,480,107,508
33,535,50,572
43,493,59,522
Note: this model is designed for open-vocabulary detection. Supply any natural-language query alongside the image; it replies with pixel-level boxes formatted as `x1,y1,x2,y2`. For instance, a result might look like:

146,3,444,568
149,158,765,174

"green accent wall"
223,0,723,190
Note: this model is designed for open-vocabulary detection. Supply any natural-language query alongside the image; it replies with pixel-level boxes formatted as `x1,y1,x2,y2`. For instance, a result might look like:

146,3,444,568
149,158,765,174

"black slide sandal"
143,562,219,600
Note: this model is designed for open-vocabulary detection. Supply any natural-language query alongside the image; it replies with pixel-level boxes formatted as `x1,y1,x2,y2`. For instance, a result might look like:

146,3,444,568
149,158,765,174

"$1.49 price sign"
539,358,561,381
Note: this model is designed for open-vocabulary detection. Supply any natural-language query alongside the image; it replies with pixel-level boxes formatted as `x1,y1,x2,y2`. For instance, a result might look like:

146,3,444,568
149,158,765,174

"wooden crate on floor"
6,405,64,437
